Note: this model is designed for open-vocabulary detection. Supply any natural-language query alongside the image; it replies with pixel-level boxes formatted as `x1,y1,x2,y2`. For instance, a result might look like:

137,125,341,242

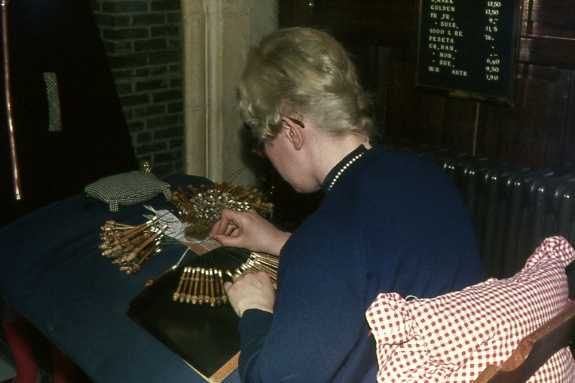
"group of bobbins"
173,267,228,306
170,183,273,240
227,252,279,283
172,252,279,307
99,219,165,274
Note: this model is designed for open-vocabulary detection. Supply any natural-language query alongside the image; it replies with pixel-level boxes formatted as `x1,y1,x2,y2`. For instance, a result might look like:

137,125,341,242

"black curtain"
0,0,137,226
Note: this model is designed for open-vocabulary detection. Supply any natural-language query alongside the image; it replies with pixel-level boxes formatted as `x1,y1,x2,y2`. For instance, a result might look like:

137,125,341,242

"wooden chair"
474,301,575,383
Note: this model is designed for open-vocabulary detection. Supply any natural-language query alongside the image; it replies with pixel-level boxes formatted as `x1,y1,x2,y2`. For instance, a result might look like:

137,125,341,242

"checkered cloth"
366,236,575,383
85,171,171,212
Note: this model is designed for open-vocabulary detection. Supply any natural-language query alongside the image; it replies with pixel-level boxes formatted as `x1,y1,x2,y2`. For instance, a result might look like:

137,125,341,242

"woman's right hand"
209,209,290,256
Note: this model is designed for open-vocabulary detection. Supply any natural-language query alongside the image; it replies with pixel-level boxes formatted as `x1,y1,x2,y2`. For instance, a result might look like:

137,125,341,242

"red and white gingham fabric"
366,236,575,383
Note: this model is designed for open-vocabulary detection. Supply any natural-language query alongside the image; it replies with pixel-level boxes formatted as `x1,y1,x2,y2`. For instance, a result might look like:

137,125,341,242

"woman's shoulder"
366,145,444,174
355,145,450,192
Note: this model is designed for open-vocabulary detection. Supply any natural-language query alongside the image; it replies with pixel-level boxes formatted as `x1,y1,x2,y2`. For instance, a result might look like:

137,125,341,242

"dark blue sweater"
238,145,483,382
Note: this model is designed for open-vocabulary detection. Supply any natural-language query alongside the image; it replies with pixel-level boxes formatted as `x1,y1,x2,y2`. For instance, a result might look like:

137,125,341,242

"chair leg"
51,347,84,383
1,319,39,383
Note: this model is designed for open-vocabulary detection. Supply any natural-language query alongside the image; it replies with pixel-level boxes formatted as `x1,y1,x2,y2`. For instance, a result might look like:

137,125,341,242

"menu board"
416,0,520,103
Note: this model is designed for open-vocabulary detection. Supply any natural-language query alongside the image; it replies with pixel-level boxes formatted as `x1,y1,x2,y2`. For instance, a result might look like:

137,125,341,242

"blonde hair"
238,27,374,142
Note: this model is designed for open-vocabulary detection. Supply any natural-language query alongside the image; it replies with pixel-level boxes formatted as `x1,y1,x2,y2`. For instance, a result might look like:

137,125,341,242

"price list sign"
416,0,519,103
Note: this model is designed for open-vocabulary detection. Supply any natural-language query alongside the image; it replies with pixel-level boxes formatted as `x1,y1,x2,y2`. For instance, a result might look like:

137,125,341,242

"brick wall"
92,0,183,178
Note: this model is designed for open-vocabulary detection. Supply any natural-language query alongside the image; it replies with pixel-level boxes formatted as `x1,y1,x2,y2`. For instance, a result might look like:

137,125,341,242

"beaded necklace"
327,149,366,191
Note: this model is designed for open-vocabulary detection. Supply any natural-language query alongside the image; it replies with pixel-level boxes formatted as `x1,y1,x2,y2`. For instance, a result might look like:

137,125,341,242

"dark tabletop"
0,175,241,383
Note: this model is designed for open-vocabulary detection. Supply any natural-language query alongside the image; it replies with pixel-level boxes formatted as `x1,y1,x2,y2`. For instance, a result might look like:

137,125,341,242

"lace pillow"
85,171,171,212
366,236,575,383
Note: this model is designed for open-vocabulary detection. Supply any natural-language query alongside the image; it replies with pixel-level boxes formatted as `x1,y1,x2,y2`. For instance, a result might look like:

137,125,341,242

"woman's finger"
211,213,236,236
210,218,226,236
224,222,239,236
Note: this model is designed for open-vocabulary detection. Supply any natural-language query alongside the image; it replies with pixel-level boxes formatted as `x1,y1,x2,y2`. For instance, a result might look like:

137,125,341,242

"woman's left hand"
224,271,275,317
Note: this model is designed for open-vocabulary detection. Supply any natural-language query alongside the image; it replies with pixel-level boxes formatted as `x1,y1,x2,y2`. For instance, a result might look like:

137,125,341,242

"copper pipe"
1,0,22,200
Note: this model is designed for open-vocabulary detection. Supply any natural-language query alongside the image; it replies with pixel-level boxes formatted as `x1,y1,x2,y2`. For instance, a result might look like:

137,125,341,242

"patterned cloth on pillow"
365,236,575,383
85,171,171,212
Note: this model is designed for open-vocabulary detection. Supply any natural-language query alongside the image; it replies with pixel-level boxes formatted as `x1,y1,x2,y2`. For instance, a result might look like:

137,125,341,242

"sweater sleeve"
238,309,273,381
233,221,370,383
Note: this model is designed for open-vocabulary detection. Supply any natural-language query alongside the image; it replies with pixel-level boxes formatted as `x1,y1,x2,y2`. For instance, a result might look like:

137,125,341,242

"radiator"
413,149,575,278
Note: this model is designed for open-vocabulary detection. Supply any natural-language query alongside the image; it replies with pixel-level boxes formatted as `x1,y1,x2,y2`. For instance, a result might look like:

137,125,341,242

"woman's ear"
282,117,305,150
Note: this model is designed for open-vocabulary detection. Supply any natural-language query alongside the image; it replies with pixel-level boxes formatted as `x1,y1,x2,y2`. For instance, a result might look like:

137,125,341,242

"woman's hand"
210,209,290,256
224,271,275,317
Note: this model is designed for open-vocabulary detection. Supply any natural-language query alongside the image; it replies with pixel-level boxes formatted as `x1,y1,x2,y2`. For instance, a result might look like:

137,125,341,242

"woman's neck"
312,134,371,186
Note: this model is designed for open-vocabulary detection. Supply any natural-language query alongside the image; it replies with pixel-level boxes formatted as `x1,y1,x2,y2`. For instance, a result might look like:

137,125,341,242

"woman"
210,27,482,382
